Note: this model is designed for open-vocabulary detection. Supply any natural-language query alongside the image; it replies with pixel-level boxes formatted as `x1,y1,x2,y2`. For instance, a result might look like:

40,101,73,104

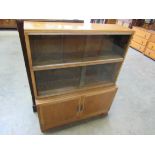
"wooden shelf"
32,55,123,71
37,82,114,98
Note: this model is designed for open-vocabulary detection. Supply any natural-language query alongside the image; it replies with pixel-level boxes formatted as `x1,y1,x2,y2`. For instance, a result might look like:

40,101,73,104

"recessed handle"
77,103,84,113
81,103,84,112
77,103,81,113
80,104,83,112
77,103,83,113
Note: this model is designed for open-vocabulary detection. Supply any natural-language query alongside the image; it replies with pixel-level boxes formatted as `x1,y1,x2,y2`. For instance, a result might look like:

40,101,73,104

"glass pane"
29,35,130,66
83,63,121,86
34,62,121,96
35,67,82,96
63,35,86,61
29,35,63,65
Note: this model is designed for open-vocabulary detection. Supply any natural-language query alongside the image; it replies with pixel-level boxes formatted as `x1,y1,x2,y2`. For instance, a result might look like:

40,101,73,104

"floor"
0,30,155,135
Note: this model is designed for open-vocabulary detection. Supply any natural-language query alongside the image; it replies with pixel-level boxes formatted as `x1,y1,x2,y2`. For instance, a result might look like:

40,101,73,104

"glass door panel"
82,63,121,86
29,35,63,65
34,62,121,97
35,67,82,96
29,35,130,66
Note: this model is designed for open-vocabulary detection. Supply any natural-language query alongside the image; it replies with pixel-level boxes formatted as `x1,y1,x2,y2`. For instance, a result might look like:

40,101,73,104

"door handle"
80,104,83,112
77,103,81,113
82,103,84,112
77,103,84,113
77,97,85,113
77,103,83,113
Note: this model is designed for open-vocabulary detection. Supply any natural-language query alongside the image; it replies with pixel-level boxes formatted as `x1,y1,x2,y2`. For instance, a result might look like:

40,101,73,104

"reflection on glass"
29,35,130,66
35,63,121,96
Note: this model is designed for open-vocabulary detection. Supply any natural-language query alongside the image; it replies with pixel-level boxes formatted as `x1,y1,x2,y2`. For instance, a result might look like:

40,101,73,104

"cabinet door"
35,67,82,97
80,87,117,118
130,41,145,52
132,35,147,46
149,34,155,43
147,42,155,51
133,27,150,39
37,97,81,131
145,48,155,60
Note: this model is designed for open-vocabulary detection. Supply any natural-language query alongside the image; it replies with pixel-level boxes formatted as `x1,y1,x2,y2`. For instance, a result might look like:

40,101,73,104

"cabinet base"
42,111,109,133
36,86,117,132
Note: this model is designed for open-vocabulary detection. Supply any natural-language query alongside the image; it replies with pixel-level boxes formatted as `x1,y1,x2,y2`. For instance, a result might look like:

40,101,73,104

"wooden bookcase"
24,22,133,132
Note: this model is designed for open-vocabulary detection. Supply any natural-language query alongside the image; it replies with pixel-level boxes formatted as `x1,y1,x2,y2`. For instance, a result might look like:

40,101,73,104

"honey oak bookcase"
24,21,133,132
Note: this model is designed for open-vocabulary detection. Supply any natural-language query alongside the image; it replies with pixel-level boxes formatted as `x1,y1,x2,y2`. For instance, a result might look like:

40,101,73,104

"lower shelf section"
35,62,121,98
36,85,118,132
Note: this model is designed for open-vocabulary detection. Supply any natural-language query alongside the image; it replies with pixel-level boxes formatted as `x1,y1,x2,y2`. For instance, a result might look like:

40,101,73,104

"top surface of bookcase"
24,21,134,34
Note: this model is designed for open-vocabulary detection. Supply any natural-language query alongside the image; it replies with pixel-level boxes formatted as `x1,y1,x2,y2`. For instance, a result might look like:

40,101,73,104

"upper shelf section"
29,34,130,70
24,21,134,34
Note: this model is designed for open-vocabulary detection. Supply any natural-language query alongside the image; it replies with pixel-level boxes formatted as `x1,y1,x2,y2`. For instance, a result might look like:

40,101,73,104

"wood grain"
33,56,123,71
133,27,151,39
23,21,132,132
147,42,155,51
132,35,147,46
25,35,38,97
24,21,133,34
37,86,117,131
144,48,155,60
130,40,145,53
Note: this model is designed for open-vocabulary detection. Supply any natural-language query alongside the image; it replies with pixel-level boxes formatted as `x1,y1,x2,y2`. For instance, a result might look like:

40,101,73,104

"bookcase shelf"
32,55,123,71
24,21,133,131
29,34,130,67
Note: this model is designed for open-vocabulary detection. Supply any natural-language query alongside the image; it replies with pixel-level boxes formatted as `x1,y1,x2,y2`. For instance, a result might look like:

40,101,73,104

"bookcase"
24,22,133,131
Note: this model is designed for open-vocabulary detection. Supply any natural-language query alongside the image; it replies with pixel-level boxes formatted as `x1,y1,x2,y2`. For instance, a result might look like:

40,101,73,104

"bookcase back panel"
29,35,130,66
34,62,121,97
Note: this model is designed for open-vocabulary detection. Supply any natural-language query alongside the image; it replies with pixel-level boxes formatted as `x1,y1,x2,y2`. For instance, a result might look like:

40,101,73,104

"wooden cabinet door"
149,34,155,43
133,27,150,39
132,35,147,46
147,42,155,51
145,48,155,60
80,87,117,118
130,41,145,53
37,97,81,131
